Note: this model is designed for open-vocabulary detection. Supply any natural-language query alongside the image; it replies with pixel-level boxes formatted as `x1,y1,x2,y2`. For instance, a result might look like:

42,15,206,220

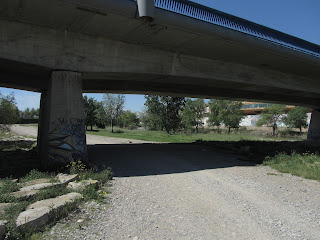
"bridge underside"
1,59,320,108
1,0,320,168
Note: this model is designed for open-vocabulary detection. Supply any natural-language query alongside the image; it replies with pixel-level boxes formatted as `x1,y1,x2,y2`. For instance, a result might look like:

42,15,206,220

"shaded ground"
3,125,320,239
42,143,320,240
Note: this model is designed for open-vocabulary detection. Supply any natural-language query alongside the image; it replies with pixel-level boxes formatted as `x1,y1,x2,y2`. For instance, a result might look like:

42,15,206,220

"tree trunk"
273,125,276,136
90,125,93,131
111,119,113,133
228,127,231,134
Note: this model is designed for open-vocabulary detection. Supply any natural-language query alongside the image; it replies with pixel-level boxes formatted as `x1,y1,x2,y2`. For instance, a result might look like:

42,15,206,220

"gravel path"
10,125,156,144
43,144,320,240
10,125,320,239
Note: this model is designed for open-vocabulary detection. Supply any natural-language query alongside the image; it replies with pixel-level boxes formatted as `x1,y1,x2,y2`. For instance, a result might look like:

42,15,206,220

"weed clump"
19,170,54,183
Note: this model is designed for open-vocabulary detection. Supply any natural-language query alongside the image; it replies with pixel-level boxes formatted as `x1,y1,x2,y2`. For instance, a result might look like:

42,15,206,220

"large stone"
0,220,7,240
67,179,98,191
19,182,61,192
56,173,79,184
16,192,82,229
10,190,39,200
19,178,53,187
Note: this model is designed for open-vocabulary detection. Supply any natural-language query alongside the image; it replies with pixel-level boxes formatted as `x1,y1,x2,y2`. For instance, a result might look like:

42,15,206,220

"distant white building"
203,101,311,127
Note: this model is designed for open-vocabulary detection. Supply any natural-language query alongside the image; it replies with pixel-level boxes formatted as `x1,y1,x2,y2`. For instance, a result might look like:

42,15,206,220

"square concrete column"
37,91,48,155
307,110,320,141
40,71,87,170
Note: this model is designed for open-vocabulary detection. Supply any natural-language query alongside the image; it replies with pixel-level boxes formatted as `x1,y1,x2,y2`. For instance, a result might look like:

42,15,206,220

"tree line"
0,91,310,136
83,94,139,132
0,92,39,126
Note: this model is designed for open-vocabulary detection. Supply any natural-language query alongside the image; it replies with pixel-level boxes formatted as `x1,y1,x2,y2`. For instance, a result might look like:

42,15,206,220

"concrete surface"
57,174,79,184
19,183,61,192
308,110,320,141
10,190,39,200
67,179,99,191
38,71,87,169
0,0,319,107
16,192,83,229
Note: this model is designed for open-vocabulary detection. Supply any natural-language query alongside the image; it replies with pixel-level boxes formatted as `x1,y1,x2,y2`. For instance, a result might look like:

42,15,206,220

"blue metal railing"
154,0,320,58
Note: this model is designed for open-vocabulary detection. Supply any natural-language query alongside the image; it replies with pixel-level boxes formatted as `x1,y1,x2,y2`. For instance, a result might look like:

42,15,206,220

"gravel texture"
40,144,320,240
11,125,320,239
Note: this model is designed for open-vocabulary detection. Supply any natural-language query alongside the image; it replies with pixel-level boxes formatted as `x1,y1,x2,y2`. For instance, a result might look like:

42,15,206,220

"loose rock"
10,190,39,200
67,179,99,191
16,192,82,229
57,174,79,184
19,178,52,187
19,182,61,192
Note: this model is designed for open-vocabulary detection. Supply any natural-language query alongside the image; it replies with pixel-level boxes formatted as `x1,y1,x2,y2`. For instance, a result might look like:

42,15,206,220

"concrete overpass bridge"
0,0,320,168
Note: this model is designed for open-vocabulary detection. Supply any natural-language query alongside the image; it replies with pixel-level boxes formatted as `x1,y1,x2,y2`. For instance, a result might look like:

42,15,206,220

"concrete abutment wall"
38,71,87,170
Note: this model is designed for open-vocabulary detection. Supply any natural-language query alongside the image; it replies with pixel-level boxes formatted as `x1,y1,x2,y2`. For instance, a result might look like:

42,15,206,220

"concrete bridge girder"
0,19,320,107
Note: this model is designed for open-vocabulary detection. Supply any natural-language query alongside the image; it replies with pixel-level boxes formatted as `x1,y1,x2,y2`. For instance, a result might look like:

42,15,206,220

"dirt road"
11,125,320,239
10,125,156,144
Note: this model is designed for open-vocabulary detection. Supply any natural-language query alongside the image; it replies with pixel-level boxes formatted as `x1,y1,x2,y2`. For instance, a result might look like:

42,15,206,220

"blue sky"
1,0,319,112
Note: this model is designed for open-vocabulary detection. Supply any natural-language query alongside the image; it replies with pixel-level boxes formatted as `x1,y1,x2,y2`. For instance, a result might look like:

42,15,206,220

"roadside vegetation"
86,126,307,142
263,151,320,181
0,163,113,240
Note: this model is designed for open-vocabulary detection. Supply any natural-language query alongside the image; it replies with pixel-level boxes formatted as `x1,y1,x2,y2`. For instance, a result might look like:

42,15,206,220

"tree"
118,110,140,129
285,106,308,133
221,101,244,133
144,95,185,134
83,96,98,131
208,100,243,133
207,99,227,131
256,104,286,136
0,92,20,126
143,96,163,131
182,98,205,133
102,94,126,132
20,107,39,119
95,101,108,129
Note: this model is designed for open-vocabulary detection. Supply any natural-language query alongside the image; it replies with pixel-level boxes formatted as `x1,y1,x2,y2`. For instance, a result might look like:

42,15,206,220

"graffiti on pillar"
48,118,87,168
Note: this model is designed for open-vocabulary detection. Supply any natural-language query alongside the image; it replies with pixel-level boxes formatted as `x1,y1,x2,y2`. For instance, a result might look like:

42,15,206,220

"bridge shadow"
87,143,255,177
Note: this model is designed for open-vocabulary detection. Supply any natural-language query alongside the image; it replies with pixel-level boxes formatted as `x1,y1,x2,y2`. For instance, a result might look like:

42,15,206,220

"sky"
0,0,319,112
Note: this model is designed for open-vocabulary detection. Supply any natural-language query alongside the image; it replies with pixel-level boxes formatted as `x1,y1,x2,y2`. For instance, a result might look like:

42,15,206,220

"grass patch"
0,179,19,195
263,151,320,181
3,201,30,240
87,127,306,143
35,185,71,202
0,164,113,239
19,170,55,183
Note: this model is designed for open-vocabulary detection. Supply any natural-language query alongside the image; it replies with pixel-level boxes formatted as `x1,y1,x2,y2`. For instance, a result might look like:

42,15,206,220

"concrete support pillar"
37,91,48,155
307,109,320,141
40,71,87,170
